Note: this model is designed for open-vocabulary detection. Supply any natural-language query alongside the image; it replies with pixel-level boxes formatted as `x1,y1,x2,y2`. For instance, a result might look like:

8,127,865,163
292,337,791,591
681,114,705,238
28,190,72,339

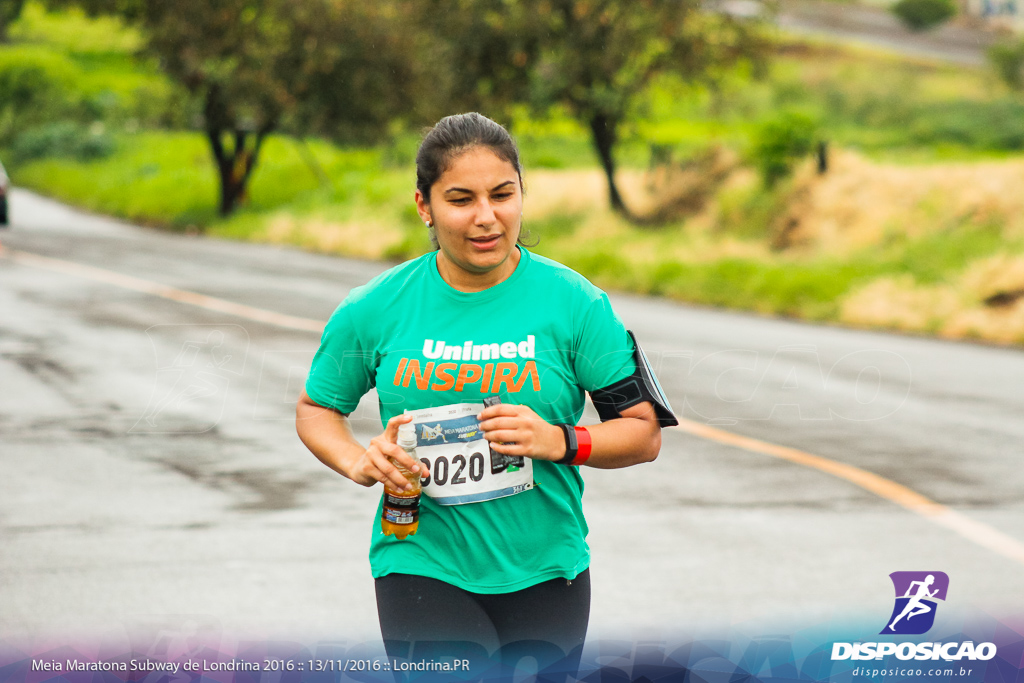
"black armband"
589,331,678,427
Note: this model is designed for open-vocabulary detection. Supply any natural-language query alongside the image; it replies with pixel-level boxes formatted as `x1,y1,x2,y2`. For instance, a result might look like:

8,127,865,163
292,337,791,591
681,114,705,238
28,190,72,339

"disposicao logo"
830,571,998,663
881,571,949,635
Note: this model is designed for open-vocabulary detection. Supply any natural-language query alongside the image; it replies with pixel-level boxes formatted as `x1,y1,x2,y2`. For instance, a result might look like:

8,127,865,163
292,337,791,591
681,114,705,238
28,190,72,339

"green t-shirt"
305,247,635,593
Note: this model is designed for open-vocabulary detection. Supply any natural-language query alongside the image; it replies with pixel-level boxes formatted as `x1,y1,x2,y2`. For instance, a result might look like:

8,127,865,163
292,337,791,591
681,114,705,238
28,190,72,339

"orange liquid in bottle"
381,422,422,540
381,466,421,539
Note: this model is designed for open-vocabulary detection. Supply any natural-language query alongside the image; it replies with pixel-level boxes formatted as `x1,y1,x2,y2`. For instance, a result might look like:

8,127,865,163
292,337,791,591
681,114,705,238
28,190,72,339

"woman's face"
415,146,523,290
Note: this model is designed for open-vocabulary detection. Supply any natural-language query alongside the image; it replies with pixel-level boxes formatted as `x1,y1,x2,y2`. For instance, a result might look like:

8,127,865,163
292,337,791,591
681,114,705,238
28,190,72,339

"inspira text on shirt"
393,335,541,393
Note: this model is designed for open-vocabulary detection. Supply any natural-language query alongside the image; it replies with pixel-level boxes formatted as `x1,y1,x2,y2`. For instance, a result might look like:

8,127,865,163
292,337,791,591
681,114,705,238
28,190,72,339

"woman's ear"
414,189,432,226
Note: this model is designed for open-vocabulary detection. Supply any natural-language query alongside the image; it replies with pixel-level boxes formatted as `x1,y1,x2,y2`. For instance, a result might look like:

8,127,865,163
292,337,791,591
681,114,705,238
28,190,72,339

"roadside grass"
521,148,1024,344
12,132,220,226
10,131,412,232
532,203,1024,325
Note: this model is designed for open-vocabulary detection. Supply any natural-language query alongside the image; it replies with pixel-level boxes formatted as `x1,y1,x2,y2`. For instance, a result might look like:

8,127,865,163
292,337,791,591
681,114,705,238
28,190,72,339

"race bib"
404,402,534,505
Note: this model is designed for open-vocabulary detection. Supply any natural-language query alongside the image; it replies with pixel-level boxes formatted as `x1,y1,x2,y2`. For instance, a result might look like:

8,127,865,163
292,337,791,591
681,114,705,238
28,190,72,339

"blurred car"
0,158,8,225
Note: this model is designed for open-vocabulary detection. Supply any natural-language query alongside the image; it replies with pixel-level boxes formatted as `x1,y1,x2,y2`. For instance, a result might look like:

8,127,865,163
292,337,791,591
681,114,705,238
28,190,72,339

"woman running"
296,112,676,672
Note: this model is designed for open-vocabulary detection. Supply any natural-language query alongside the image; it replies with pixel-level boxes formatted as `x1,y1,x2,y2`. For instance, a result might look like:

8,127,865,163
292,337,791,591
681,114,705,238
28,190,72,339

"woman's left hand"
478,404,566,462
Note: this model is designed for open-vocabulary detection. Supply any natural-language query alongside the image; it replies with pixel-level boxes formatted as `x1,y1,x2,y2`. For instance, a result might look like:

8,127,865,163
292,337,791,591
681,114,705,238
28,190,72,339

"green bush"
0,47,82,143
8,0,143,54
988,38,1024,91
891,0,957,31
749,110,817,187
0,39,177,138
11,121,115,163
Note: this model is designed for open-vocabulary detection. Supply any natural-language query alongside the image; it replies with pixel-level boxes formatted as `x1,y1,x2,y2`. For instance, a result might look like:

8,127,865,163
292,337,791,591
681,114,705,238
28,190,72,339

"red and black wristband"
556,424,592,466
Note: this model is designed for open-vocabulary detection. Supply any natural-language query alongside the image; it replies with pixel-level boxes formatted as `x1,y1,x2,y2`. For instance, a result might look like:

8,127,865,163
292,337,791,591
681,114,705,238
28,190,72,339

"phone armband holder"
589,331,678,427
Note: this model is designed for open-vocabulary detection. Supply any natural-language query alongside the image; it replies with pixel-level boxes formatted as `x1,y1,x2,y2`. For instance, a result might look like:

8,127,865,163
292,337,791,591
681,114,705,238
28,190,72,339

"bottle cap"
397,422,417,449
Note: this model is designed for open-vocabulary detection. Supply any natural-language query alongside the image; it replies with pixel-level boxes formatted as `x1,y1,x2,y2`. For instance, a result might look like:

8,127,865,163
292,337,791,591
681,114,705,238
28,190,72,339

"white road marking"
5,248,325,333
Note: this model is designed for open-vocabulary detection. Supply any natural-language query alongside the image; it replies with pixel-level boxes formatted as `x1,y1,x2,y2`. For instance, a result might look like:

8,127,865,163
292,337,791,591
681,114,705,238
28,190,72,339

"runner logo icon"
420,424,448,443
881,571,949,635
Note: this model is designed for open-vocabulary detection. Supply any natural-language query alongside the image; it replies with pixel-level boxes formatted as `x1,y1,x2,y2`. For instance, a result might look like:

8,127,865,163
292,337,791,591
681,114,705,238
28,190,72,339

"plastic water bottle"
380,422,421,540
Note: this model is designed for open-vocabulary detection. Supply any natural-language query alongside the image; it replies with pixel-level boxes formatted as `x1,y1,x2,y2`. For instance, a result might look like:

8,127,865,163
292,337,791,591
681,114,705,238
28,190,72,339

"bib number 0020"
404,402,534,506
419,452,486,487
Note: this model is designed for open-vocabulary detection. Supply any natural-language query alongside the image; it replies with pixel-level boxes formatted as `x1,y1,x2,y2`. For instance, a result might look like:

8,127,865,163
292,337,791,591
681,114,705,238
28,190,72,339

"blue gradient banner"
2,611,1022,683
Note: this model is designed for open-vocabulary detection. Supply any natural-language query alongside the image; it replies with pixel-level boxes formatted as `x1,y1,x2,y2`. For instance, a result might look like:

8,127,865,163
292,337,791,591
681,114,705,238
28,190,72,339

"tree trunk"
208,129,241,216
203,86,273,217
206,127,270,216
588,112,630,218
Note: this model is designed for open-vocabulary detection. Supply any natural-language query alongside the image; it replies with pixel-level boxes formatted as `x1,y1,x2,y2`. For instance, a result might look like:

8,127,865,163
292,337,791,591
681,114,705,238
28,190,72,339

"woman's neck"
436,247,522,293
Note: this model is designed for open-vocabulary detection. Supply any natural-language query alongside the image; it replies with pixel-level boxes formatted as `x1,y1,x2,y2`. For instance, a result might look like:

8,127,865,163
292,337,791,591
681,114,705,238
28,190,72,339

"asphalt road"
2,188,1023,648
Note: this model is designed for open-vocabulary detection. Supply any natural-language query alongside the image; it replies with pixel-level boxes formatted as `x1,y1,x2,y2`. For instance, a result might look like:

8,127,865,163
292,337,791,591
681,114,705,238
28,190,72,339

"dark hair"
416,112,523,201
415,113,536,248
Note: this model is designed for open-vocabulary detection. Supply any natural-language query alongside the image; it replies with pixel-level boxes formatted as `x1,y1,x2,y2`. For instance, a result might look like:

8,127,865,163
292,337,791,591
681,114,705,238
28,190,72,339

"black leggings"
375,570,590,675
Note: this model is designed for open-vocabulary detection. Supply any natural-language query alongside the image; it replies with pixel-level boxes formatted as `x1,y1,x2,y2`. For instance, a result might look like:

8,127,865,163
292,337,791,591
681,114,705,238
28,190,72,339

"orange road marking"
673,418,1024,568
9,248,1024,567
5,249,325,334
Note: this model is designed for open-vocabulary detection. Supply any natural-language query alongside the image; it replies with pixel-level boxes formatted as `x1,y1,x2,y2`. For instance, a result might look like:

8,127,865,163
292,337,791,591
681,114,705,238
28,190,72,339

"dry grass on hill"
762,151,1024,344
774,151,1024,254
840,256,1024,344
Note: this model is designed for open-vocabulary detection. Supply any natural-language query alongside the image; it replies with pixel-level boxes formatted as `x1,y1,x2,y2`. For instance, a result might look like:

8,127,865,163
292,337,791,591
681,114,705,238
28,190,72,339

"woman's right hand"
348,414,421,491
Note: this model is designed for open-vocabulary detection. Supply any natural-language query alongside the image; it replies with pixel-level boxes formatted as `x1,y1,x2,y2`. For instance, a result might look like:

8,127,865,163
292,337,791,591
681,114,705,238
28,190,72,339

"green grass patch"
11,131,219,226
551,248,881,321
873,221,1017,283
552,231,1019,323
9,131,412,229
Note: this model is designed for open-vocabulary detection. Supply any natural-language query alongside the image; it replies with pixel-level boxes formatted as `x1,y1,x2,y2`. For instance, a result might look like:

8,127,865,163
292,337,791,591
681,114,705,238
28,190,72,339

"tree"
415,0,770,220
408,0,542,116
284,2,424,146
147,0,305,216
63,0,417,216
890,0,957,31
